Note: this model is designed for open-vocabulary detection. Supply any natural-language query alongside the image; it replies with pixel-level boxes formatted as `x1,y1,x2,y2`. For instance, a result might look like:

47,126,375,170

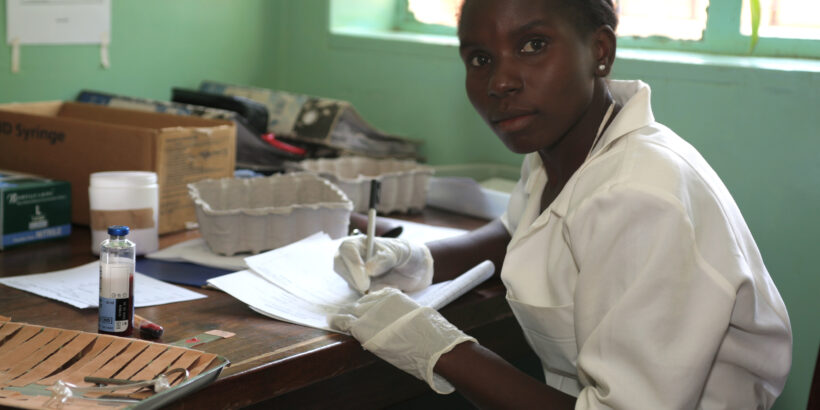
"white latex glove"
329,288,476,394
334,236,433,294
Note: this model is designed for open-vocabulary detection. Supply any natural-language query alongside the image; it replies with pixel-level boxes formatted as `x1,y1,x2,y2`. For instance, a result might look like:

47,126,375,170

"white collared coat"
500,80,792,409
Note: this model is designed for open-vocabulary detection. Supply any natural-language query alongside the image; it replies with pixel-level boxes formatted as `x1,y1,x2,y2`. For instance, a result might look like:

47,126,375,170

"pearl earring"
598,64,606,71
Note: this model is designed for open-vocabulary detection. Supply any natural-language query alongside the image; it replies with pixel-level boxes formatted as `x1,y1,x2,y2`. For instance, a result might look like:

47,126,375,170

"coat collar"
523,80,655,220
586,80,655,159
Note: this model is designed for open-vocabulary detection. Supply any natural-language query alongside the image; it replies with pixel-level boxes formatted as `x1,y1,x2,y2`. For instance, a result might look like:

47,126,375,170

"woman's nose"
488,62,522,97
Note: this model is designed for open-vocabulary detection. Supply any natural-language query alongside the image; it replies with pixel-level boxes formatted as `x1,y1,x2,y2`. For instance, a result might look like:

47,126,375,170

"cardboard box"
0,102,236,234
0,170,71,250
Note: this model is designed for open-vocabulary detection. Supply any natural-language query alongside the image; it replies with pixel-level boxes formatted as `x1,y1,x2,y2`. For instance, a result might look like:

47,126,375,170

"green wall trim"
329,27,456,58
617,48,820,74
328,24,820,75
329,0,397,31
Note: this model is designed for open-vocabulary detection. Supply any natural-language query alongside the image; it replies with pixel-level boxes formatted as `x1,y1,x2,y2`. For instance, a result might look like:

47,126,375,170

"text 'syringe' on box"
0,170,71,250
0,101,236,234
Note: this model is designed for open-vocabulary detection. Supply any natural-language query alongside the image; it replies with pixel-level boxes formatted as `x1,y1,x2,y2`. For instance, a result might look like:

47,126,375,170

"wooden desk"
0,208,534,409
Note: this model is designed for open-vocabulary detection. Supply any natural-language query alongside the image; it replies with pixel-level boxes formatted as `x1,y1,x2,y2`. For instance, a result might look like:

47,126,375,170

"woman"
330,0,792,408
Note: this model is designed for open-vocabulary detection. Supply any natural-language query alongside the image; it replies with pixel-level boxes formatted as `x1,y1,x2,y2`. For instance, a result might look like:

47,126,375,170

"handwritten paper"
244,232,357,306
207,232,495,333
208,269,342,331
0,261,206,309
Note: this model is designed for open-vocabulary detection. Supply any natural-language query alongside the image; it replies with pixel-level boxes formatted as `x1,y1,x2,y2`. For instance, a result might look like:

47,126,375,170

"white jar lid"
90,171,158,188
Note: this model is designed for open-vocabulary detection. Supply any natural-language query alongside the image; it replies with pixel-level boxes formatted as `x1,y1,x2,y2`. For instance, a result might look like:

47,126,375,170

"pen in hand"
365,179,381,261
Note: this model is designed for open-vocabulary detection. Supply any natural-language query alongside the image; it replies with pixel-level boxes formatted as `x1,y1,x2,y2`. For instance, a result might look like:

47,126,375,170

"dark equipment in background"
171,88,307,173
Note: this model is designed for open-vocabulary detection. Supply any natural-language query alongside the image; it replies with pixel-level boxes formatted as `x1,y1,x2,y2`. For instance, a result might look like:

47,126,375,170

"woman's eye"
469,54,491,67
521,39,546,54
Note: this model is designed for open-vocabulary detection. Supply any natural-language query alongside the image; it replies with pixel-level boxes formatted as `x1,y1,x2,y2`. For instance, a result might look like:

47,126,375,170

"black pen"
365,179,381,261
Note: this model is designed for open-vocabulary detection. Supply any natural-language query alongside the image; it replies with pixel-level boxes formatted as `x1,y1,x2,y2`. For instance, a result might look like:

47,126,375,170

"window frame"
394,0,820,59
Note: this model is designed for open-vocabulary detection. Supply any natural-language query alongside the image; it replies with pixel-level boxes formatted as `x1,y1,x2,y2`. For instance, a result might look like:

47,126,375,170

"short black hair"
561,0,619,36
458,0,619,37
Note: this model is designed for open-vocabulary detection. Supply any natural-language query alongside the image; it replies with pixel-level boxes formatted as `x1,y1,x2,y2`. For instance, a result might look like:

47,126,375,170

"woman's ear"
592,25,617,77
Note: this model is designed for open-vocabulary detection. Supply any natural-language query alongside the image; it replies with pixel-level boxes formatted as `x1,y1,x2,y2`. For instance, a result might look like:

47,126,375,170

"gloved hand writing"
329,288,476,394
333,236,433,294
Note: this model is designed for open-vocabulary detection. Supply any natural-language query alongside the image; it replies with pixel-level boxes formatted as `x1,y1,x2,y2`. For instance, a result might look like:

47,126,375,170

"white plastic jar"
89,171,159,255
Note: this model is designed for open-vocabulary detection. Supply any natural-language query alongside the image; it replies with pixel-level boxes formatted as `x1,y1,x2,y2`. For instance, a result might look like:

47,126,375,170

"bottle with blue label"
98,225,135,336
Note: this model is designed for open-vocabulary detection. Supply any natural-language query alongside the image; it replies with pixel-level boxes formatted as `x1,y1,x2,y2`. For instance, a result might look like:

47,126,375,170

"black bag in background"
172,88,307,173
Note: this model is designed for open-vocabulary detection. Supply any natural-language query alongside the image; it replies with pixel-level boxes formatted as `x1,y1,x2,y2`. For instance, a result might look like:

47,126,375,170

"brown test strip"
99,347,188,399
0,321,228,409
8,333,97,387
111,343,167,381
186,352,219,380
62,338,133,386
79,340,151,386
0,326,41,359
38,337,115,385
0,322,23,345
0,330,77,384
119,349,212,400
128,347,186,382
0,328,60,372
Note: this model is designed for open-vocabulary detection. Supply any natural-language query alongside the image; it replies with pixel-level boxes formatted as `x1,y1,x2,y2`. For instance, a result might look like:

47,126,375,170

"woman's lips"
493,112,536,133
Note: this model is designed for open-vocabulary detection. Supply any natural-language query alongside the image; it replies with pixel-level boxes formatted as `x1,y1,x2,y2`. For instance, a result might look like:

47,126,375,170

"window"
616,0,708,40
406,0,461,27
740,0,820,40
400,0,820,58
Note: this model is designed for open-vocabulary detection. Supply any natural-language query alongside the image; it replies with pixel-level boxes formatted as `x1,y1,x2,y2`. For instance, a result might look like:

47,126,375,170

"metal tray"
0,320,229,409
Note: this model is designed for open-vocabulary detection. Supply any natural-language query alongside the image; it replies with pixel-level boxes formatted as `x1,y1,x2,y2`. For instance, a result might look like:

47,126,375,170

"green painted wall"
0,0,280,102
285,3,819,409
1,1,818,408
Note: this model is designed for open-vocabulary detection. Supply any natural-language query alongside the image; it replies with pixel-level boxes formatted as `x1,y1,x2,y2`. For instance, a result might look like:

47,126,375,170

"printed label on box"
1,176,71,249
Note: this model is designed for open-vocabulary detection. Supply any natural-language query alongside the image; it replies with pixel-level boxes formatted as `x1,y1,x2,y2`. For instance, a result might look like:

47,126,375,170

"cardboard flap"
0,101,64,117
59,102,234,129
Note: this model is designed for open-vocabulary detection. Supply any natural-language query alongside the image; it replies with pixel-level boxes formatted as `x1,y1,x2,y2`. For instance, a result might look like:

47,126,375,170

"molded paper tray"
298,156,433,213
189,172,353,256
0,320,228,409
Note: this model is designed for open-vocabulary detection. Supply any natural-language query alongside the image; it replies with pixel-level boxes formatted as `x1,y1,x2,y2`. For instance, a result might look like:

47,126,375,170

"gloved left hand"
329,288,476,394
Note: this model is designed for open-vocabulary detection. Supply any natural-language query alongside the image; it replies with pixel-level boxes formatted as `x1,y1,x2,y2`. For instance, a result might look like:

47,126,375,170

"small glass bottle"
98,225,135,336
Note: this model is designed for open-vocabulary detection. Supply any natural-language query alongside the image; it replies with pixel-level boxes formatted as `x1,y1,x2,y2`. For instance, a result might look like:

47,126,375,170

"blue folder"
136,258,232,288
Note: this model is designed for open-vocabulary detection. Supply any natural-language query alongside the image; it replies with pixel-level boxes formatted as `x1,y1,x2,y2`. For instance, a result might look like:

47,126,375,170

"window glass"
741,0,820,40
407,0,461,27
616,0,708,40
407,0,710,40
402,0,820,57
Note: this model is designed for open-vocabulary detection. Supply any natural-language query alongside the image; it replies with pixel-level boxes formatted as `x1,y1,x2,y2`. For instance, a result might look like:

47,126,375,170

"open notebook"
207,232,495,333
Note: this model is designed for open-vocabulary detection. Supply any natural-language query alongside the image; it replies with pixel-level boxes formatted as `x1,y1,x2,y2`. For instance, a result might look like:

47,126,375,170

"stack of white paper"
0,261,206,309
207,232,495,333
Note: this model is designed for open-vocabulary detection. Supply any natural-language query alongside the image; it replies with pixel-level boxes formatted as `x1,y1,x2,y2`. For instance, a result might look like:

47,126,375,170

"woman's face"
458,0,598,154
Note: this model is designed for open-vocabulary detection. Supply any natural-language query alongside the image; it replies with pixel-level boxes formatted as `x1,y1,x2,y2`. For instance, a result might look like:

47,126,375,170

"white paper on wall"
6,0,111,45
